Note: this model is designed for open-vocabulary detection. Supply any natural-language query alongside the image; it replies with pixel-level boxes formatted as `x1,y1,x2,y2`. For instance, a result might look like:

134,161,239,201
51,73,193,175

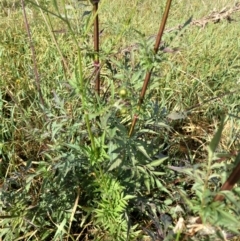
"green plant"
0,0,240,240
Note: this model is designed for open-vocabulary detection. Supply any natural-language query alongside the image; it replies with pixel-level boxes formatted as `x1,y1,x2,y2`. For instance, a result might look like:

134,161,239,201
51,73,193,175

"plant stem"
61,7,96,152
92,0,100,95
129,0,173,136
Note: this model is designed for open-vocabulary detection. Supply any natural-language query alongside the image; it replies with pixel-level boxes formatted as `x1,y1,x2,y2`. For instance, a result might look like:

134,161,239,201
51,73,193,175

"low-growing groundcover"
0,0,240,240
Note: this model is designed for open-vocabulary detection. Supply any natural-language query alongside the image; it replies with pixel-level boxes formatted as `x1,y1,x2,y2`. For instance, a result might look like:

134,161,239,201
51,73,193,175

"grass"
0,0,240,240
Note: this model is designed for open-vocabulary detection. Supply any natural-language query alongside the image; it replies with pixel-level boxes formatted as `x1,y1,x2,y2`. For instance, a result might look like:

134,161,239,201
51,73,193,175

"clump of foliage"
0,0,240,240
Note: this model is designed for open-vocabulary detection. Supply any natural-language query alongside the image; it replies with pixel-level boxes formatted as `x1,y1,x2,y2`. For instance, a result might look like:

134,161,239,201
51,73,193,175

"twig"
91,0,101,95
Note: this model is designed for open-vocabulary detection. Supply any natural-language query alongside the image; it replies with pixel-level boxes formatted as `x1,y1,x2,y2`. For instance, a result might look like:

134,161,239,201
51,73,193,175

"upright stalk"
62,5,97,152
24,0,97,152
91,0,101,95
214,156,240,201
128,0,172,136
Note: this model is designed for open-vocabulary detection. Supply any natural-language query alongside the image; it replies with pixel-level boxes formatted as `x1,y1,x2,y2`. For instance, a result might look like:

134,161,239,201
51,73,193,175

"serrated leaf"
131,71,143,83
0,228,10,238
136,144,152,160
54,218,67,239
168,165,193,175
152,171,165,176
155,179,170,195
144,176,150,193
108,141,119,162
208,118,224,157
223,190,240,209
137,165,147,174
25,174,36,192
150,175,155,188
65,143,81,151
210,162,225,169
123,195,136,200
217,209,239,225
108,158,122,171
146,156,168,168
147,166,155,171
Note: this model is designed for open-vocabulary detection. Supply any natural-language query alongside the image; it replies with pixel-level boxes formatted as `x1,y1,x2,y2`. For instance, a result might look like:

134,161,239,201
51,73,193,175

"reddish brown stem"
214,154,240,201
128,0,172,136
139,71,152,106
128,115,139,138
154,0,172,54
196,153,240,224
